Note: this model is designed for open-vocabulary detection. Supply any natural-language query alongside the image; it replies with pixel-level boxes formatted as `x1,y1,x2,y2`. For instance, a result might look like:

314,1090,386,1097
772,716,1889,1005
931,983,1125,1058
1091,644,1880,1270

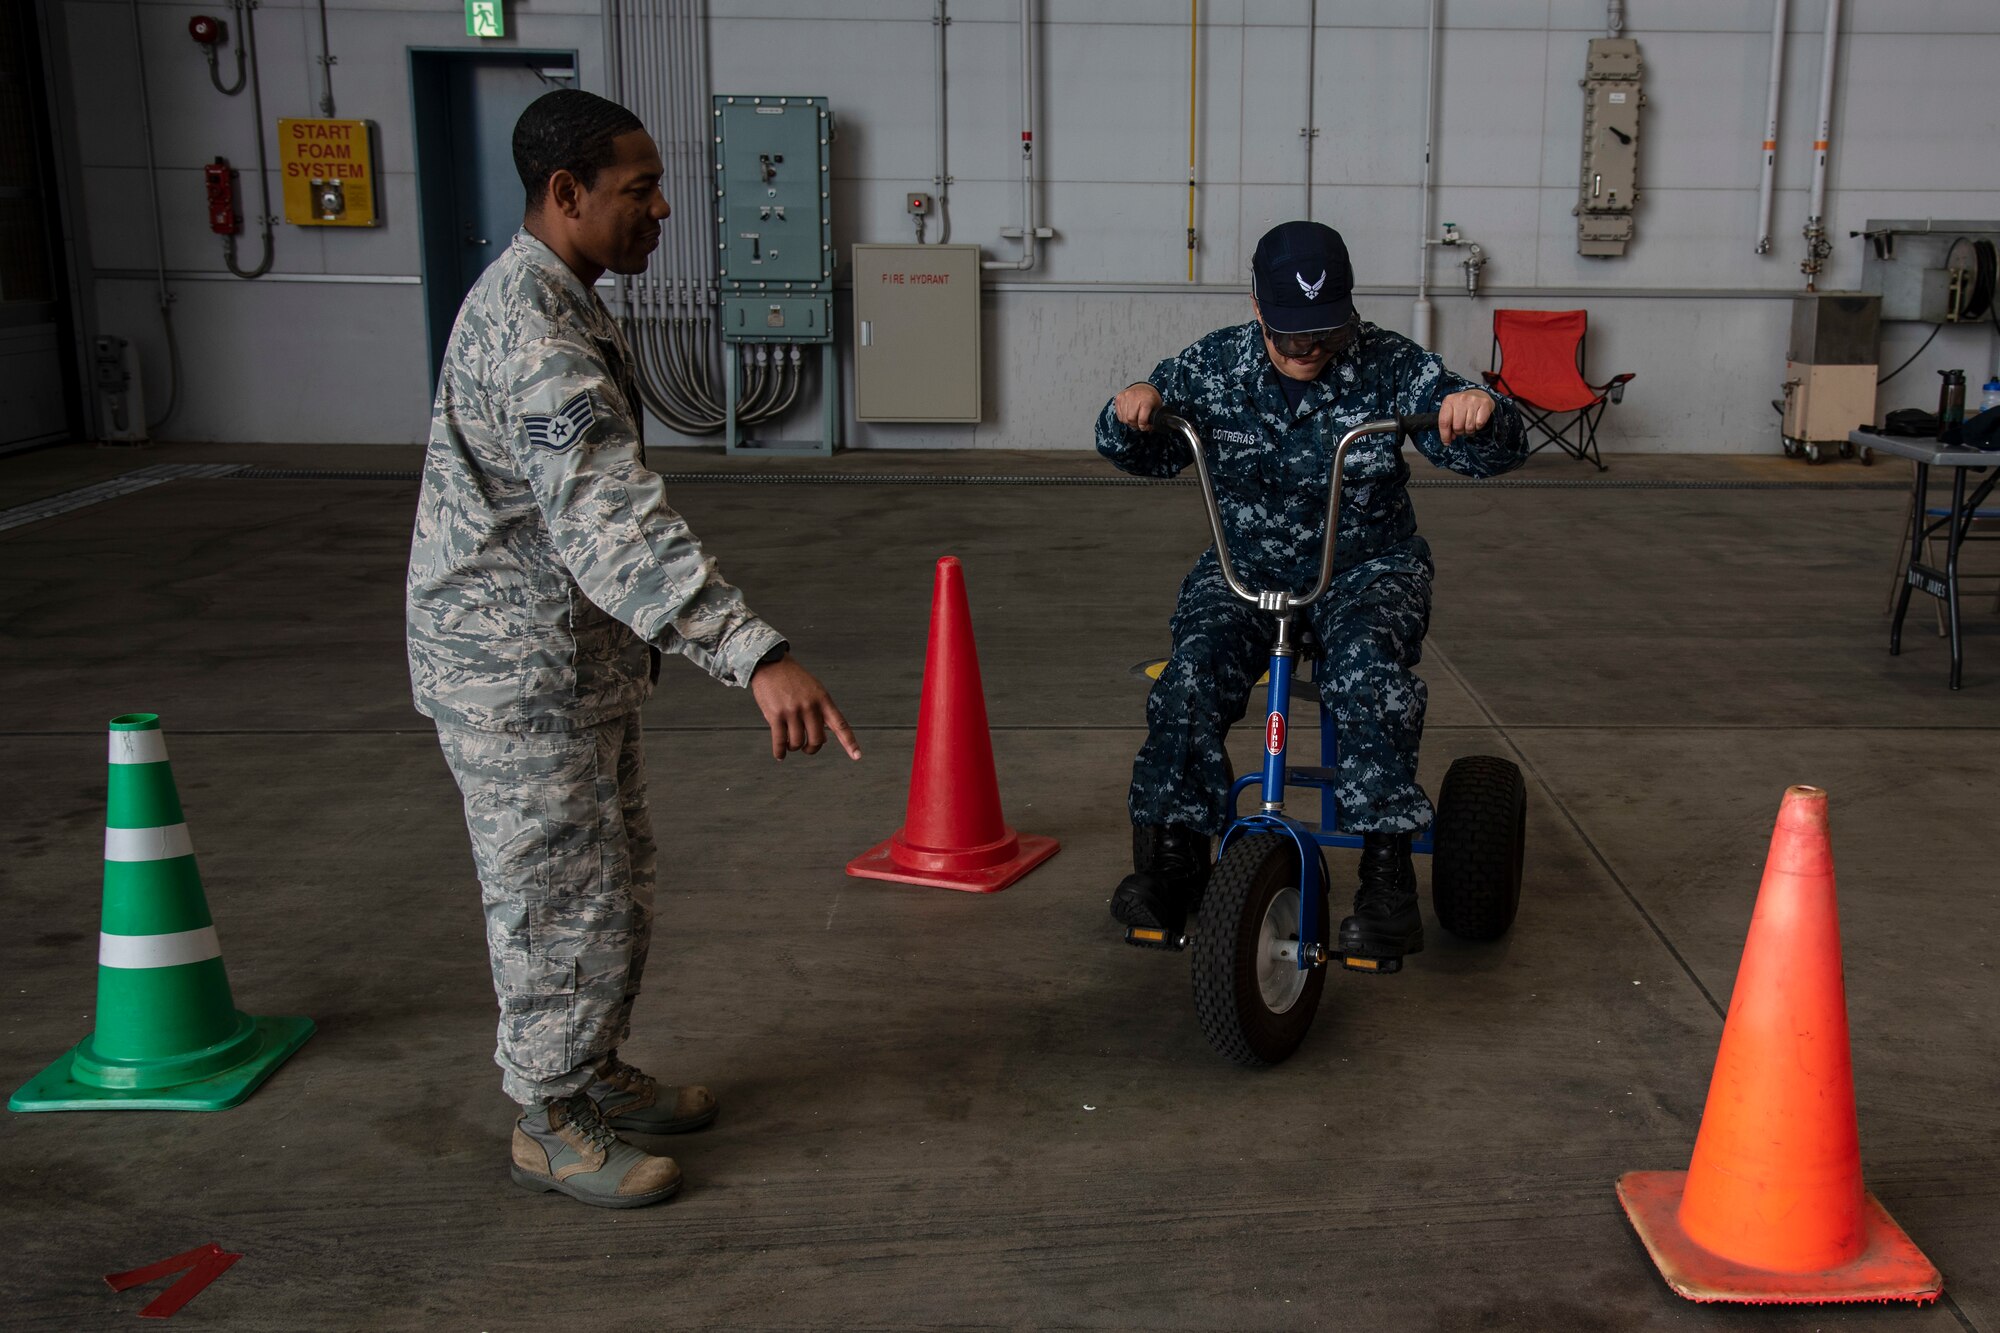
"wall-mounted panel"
853,243,980,422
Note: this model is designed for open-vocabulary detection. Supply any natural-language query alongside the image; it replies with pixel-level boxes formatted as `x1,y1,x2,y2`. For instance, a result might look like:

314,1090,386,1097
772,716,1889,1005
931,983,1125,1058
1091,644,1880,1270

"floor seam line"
1424,638,1726,1019
5,722,1998,737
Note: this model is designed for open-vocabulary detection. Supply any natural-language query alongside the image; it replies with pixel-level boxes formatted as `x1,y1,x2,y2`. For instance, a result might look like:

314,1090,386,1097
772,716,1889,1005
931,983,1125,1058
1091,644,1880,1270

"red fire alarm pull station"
204,158,240,235
187,14,224,44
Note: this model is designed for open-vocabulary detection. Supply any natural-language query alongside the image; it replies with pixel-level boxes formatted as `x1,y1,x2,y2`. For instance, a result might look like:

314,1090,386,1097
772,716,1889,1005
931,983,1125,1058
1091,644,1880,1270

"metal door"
411,50,575,386
0,0,80,452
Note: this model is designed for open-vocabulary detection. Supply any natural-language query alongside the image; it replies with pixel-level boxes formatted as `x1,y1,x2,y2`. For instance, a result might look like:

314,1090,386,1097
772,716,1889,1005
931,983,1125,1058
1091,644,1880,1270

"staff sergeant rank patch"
523,390,596,453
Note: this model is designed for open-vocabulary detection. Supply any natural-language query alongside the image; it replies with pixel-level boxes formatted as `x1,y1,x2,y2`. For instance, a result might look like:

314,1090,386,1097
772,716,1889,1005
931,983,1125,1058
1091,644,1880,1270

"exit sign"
466,0,503,37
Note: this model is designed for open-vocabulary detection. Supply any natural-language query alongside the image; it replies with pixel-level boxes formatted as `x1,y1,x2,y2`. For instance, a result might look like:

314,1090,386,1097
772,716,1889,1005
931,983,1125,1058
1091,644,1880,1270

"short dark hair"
512,89,646,210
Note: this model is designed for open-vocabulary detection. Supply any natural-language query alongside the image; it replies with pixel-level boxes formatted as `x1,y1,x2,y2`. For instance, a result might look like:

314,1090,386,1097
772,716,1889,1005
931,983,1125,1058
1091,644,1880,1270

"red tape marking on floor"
104,1243,242,1318
104,1244,219,1293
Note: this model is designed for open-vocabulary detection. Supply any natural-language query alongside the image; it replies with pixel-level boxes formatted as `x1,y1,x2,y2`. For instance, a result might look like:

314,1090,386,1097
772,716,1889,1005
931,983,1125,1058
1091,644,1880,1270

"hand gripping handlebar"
1153,411,1440,613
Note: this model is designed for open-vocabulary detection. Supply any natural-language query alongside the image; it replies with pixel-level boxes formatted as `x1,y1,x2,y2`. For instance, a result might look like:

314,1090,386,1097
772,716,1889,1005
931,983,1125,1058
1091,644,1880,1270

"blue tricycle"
1130,412,1527,1067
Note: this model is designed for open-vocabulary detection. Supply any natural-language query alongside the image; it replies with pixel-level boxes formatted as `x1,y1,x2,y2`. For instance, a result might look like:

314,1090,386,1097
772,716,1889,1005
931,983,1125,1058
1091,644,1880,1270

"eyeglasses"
1261,321,1355,359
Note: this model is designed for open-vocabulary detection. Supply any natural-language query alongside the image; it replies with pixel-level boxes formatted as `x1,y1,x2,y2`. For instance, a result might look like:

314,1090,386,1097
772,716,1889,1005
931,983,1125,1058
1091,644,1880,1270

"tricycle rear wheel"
1430,755,1526,941
1190,834,1328,1067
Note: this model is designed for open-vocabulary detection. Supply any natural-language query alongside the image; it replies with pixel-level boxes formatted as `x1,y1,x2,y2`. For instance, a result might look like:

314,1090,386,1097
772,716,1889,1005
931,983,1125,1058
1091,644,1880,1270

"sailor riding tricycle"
1126,412,1527,1067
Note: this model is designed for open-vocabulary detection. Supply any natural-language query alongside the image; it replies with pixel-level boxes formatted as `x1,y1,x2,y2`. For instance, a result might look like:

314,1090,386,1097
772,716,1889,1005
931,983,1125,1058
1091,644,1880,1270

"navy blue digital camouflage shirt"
1096,320,1527,591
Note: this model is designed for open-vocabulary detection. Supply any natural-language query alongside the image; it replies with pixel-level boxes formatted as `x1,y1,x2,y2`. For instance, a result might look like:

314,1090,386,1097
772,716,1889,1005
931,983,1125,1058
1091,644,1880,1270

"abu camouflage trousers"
1131,552,1434,837
435,713,656,1106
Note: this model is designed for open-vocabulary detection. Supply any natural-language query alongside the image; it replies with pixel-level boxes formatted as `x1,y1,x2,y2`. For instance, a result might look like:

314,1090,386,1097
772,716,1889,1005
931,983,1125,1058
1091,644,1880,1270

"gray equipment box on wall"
1856,219,2000,324
1575,37,1644,257
714,95,833,345
852,244,982,423
712,94,838,454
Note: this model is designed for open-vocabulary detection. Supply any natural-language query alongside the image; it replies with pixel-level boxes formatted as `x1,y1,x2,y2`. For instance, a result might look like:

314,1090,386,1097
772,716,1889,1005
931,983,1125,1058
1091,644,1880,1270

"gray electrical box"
712,94,839,455
713,95,833,344
852,244,982,423
1575,37,1644,257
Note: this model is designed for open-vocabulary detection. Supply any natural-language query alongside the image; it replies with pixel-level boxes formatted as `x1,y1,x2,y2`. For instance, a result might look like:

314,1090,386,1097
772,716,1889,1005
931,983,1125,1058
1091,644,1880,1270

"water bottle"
1982,378,2000,414
1937,369,1966,439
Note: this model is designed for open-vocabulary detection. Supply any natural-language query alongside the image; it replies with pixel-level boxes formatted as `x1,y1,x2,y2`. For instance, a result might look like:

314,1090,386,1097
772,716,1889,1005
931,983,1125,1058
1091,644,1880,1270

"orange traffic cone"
846,556,1058,893
1617,786,1941,1304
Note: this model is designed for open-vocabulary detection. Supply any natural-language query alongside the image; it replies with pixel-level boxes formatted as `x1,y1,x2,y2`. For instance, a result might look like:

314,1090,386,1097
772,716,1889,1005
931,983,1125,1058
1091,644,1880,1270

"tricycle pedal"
1124,925,1187,951
1341,953,1403,975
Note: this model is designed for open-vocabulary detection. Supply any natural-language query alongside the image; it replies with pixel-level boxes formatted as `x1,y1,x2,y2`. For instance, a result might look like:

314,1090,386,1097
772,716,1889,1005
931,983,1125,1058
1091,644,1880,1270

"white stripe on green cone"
104,824,194,862
98,926,223,970
108,730,168,765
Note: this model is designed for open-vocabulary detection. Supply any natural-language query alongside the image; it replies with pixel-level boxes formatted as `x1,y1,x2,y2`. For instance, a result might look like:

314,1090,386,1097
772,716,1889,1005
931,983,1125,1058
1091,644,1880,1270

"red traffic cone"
1616,785,1941,1304
847,556,1058,893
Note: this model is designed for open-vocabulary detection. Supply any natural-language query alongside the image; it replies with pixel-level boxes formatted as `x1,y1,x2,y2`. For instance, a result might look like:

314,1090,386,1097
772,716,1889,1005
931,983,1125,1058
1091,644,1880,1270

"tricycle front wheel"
1190,834,1328,1067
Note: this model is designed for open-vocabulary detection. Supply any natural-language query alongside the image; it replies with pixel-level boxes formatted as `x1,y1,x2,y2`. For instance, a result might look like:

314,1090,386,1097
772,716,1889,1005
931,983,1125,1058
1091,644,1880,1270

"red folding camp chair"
1482,309,1632,472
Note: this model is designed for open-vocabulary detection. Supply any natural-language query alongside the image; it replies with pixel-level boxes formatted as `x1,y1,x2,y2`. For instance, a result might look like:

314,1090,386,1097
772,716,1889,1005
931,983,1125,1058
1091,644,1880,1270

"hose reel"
1942,237,1997,326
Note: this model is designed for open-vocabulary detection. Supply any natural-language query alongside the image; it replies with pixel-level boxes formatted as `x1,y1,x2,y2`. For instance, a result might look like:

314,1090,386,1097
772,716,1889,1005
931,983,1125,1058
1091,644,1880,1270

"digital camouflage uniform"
407,231,783,1106
1097,319,1526,837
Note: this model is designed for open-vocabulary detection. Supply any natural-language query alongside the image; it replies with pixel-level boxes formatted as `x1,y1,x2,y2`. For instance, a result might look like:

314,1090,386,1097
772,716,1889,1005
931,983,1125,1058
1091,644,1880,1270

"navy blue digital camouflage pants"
1131,551,1433,836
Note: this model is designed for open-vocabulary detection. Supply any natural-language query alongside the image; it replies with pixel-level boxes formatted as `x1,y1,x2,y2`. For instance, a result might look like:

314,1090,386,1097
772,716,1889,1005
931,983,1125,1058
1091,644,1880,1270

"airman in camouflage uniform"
407,90,856,1209
1099,221,1525,965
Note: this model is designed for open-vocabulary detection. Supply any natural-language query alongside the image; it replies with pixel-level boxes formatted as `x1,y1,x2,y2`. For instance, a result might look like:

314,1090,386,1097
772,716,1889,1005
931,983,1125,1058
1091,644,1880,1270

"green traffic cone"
10,714,312,1112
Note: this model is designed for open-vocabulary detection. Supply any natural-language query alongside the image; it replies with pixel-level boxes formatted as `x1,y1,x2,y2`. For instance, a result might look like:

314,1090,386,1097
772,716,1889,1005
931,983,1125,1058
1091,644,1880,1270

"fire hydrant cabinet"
852,244,982,423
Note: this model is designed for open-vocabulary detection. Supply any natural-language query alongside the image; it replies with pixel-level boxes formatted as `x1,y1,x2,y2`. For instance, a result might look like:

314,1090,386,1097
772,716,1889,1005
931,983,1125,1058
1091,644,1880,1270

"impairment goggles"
1261,321,1356,359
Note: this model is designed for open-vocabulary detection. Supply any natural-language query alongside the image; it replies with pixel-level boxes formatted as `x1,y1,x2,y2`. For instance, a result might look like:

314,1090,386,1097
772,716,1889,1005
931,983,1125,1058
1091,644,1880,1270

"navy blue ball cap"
1252,220,1356,334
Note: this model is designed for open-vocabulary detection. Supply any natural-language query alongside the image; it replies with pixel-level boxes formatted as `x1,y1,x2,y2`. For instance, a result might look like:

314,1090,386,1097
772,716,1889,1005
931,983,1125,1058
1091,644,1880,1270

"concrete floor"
1,442,1996,1330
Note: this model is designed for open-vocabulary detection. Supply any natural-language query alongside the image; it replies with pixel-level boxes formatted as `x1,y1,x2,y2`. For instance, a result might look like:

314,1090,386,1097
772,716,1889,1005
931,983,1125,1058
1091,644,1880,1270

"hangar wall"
54,0,2000,449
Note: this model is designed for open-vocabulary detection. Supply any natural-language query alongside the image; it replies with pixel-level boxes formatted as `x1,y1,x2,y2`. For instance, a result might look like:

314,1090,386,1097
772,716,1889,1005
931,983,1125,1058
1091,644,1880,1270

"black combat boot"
1109,824,1211,943
1337,830,1424,971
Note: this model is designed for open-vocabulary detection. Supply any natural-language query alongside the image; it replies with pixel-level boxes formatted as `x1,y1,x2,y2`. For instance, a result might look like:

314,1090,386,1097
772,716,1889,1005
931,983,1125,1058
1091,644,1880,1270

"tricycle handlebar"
1155,410,1439,612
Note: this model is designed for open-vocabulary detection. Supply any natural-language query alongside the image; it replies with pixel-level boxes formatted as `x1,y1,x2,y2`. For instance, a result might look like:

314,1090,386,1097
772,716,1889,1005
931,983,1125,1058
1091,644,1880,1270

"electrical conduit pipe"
929,0,951,243
1411,0,1439,348
1755,0,1787,255
1802,0,1840,288
983,0,1049,271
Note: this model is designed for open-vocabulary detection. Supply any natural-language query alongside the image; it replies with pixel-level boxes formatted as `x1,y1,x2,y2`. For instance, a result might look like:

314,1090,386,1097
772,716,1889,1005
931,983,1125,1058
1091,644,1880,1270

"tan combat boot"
510,1091,682,1208
587,1055,719,1134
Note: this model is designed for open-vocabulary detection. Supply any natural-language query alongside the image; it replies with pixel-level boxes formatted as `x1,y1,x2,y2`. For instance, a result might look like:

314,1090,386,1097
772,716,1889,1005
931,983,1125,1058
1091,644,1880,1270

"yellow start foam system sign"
277,119,378,227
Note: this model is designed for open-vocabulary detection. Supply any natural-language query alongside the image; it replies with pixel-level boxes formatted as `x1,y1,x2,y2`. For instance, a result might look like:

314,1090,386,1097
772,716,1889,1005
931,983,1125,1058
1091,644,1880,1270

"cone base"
9,1014,314,1113
1617,1170,1942,1305
846,830,1059,893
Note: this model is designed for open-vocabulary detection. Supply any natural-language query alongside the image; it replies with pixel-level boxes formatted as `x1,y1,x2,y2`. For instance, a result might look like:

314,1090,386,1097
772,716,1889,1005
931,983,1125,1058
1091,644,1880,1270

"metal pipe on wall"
204,0,246,95
1301,0,1315,221
1801,0,1840,289
1411,0,1439,348
983,0,1044,271
314,0,337,116
1754,0,1786,255
929,0,951,243
663,0,687,309
610,0,800,434
126,0,181,430
679,0,729,411
221,0,274,279
1185,0,1197,282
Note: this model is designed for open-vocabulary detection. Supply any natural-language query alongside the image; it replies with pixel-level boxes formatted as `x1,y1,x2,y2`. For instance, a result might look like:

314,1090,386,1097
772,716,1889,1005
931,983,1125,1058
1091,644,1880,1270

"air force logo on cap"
1296,270,1327,300
522,390,596,453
